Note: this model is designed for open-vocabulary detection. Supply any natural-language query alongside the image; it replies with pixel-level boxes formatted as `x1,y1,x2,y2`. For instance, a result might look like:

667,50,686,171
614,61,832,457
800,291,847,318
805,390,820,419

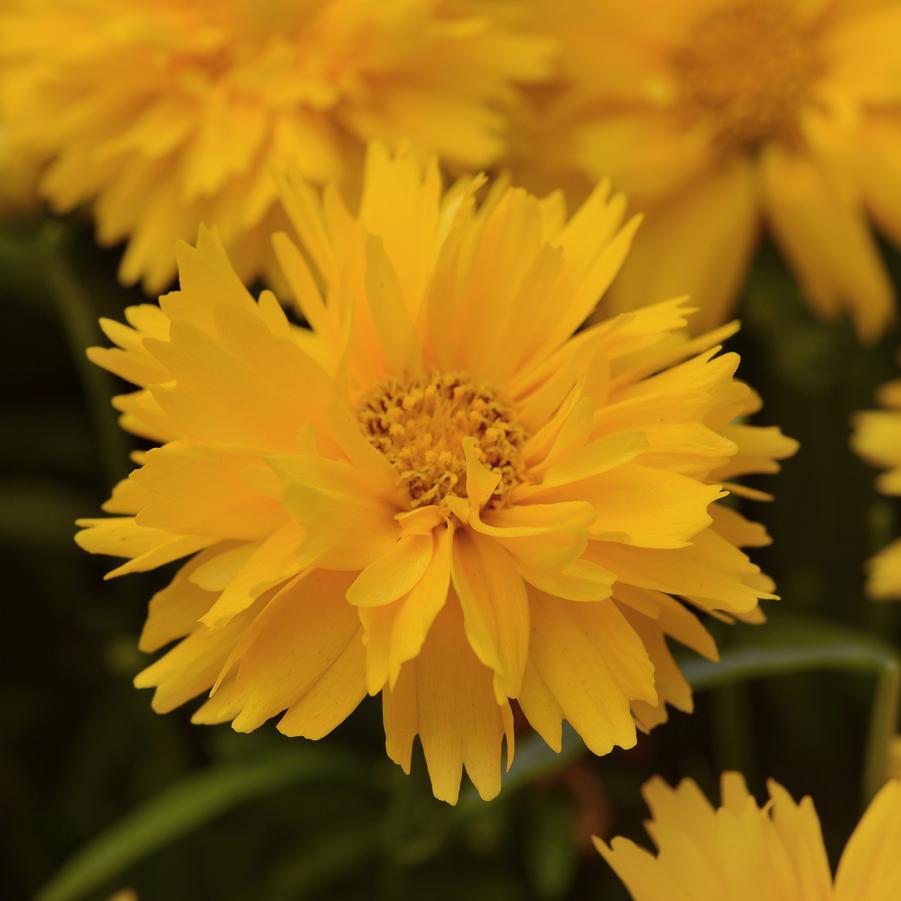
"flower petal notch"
76,144,797,803
596,773,901,900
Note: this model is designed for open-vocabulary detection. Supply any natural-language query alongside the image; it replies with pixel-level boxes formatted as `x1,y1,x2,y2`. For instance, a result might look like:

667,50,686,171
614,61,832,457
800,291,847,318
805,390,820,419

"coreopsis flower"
852,375,901,599
76,146,796,804
520,0,901,339
597,773,901,900
0,0,548,293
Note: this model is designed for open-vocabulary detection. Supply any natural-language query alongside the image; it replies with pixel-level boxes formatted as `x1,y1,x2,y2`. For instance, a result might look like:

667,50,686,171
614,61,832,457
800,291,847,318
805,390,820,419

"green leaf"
679,614,899,690
36,748,368,901
679,613,900,802
523,794,579,900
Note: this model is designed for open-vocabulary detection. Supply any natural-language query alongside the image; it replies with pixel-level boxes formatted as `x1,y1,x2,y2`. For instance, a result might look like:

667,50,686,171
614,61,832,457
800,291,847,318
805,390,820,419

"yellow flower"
520,0,901,340
76,145,796,804
596,773,901,900
852,374,901,599
0,0,548,293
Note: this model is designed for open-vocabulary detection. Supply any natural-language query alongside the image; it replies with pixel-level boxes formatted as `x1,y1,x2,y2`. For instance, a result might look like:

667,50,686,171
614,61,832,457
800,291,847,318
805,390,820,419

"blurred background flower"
0,124,41,219
515,0,901,340
0,0,549,293
853,368,901,599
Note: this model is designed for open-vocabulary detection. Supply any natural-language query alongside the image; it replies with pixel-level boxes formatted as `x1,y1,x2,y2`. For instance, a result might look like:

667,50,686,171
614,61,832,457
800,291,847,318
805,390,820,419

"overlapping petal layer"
77,146,796,803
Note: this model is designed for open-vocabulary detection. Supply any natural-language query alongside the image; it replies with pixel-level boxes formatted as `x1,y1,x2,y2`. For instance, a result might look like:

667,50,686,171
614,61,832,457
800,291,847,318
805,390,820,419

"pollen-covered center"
673,0,822,147
358,371,528,510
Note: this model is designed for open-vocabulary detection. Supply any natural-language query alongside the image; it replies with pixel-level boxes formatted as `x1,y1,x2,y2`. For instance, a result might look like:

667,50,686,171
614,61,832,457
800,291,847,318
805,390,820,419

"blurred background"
3,211,901,900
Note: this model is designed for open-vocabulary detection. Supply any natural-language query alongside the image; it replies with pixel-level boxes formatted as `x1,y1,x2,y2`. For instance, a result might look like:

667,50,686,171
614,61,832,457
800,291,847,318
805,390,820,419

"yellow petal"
131,444,284,541
277,635,367,740
382,600,514,805
462,437,501,510
517,557,617,602
587,464,723,548
761,145,893,342
346,532,435,607
867,538,901,600
835,780,901,901
359,524,453,693
527,430,649,492
605,157,758,335
590,528,774,615
134,594,267,714
272,454,399,570
75,516,214,578
767,782,834,901
139,549,222,653
451,530,529,702
207,569,363,734
594,835,686,901
520,594,654,756
200,520,307,627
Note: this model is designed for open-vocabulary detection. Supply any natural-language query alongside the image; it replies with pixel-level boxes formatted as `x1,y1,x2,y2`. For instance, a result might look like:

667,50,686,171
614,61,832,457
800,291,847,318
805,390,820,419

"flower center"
673,0,822,147
358,371,528,510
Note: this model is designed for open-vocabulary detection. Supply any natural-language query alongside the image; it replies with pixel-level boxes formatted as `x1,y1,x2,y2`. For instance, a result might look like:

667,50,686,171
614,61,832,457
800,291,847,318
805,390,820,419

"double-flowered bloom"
0,0,548,291
520,0,901,339
77,146,796,803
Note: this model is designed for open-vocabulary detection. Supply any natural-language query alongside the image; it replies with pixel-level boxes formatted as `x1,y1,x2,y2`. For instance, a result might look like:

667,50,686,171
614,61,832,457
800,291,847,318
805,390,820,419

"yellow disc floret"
358,371,527,510
673,0,822,148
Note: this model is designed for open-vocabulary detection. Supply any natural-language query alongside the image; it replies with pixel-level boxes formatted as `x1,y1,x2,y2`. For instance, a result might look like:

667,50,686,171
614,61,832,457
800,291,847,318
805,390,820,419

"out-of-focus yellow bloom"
852,374,901,599
597,773,901,901
520,0,901,340
0,127,41,219
76,145,795,804
0,0,549,292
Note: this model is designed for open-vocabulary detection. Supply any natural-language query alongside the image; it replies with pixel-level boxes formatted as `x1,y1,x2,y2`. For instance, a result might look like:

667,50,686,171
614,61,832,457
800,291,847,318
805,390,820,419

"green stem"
35,223,131,485
711,681,756,782
864,661,900,801
680,616,901,802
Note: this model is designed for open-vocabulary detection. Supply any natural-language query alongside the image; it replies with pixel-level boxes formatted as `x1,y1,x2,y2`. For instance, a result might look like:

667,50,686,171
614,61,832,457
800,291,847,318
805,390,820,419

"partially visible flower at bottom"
76,145,796,803
852,373,901,599
596,773,901,901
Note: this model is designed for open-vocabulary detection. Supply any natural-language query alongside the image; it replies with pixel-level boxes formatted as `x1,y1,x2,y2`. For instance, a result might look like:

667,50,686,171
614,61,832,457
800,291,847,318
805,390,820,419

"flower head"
518,0,901,340
852,374,901,599
597,773,901,900
0,0,549,292
76,145,796,803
